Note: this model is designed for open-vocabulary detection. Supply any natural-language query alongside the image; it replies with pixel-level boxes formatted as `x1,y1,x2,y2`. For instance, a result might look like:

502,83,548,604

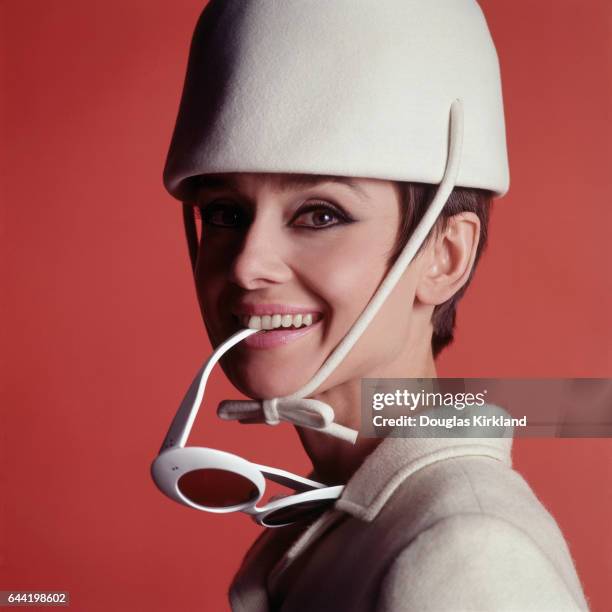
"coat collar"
335,403,514,521
335,434,513,522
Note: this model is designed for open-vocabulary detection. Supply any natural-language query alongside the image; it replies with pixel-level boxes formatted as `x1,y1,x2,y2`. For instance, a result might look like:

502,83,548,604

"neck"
296,336,437,485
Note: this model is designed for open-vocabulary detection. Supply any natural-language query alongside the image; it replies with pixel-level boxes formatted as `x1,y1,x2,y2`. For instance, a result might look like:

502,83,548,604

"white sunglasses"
151,328,344,527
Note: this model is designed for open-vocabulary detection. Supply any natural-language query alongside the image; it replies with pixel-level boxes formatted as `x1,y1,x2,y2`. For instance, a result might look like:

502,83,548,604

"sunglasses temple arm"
255,463,331,492
159,328,259,453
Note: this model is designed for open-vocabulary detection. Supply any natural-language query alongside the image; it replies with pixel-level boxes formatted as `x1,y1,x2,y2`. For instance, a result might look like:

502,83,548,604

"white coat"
229,433,589,611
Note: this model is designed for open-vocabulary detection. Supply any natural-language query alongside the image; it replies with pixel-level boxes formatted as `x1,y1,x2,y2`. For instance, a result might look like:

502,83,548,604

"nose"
229,217,292,290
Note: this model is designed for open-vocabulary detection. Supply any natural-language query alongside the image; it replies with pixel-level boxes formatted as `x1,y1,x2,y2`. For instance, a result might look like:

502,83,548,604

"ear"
415,212,481,306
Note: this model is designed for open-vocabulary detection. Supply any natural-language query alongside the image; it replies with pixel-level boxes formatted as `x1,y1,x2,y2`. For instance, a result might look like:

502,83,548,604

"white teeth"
248,315,262,329
239,312,318,330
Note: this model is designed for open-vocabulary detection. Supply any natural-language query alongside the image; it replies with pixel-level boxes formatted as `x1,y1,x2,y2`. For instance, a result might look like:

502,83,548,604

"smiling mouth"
234,312,322,331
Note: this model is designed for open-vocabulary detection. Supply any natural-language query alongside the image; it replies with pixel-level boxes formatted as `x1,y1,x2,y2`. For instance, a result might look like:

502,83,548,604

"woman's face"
194,173,427,399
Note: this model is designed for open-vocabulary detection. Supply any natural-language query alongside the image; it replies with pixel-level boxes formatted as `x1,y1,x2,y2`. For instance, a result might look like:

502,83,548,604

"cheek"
302,222,419,383
300,222,397,330
196,234,235,277
317,269,420,391
194,244,233,324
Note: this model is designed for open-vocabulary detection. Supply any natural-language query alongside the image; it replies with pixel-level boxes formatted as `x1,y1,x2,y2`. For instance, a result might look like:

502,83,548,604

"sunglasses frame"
151,328,344,527
152,446,343,527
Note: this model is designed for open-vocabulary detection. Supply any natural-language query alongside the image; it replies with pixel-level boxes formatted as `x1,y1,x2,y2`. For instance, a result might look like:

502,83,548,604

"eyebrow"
195,173,369,201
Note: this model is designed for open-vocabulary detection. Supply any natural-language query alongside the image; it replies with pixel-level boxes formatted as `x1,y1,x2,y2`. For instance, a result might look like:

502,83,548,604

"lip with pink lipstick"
232,303,323,349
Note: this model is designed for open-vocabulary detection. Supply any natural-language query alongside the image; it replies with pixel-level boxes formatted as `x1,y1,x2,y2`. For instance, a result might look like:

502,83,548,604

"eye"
291,202,351,229
198,201,248,229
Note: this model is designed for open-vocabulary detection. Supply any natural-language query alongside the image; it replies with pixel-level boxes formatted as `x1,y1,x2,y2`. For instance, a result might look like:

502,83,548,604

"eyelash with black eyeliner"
289,201,355,228
196,202,250,228
195,199,355,229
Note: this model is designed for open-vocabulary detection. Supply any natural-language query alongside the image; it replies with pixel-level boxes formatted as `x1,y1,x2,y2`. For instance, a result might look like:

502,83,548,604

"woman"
158,1,589,609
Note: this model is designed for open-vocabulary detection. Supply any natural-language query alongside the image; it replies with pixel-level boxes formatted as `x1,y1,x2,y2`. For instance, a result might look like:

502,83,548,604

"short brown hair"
390,183,493,358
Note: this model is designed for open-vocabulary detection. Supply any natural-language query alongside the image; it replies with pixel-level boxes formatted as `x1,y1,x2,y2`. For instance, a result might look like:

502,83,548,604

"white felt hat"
163,0,509,200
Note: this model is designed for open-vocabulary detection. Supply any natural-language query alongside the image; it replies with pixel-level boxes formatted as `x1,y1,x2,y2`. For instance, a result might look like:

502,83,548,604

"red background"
2,1,611,610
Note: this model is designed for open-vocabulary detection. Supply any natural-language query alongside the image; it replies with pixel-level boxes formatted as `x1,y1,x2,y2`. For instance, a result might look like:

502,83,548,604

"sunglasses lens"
263,498,335,527
177,468,259,508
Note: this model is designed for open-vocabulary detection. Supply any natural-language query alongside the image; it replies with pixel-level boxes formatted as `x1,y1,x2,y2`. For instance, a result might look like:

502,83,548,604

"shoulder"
381,452,567,542
377,513,587,611
367,453,590,611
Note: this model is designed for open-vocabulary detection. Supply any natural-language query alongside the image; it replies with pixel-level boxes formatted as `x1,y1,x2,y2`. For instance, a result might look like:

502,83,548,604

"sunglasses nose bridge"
254,485,345,528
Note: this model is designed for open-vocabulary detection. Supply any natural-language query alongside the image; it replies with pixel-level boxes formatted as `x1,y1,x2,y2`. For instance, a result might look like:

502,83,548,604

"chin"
233,376,307,400
222,360,310,400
